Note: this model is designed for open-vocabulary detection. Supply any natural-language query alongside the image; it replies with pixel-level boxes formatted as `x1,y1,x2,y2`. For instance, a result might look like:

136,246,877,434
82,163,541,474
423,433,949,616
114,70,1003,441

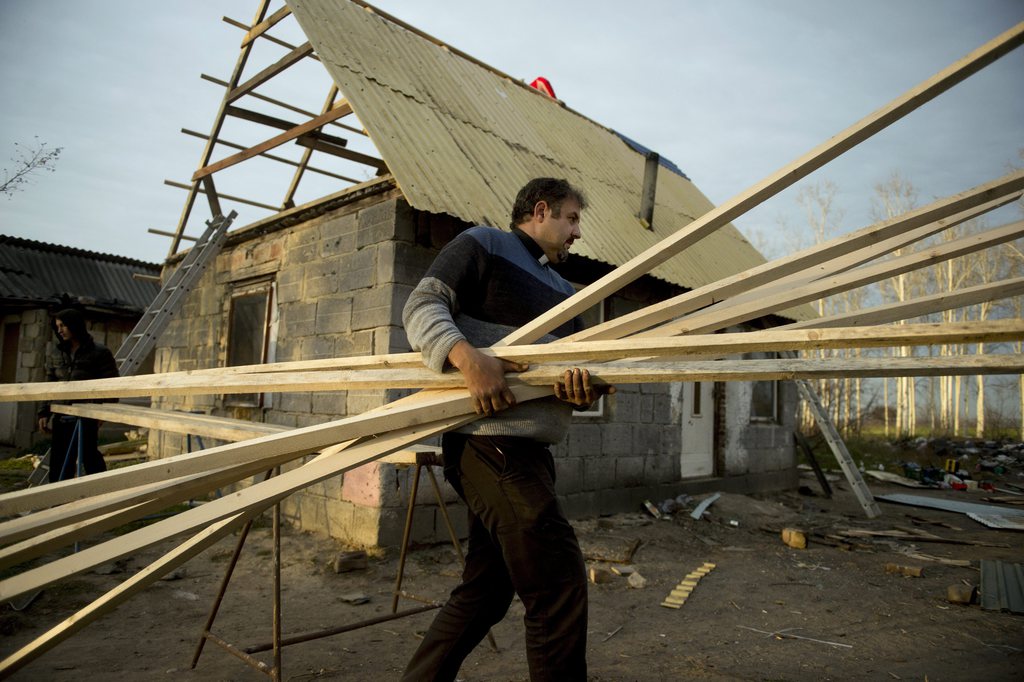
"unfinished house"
149,0,815,547
0,235,160,449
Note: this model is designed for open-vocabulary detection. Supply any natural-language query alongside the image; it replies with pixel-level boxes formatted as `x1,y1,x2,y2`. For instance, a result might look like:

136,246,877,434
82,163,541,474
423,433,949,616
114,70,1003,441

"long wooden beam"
226,41,314,103
0,510,254,677
567,175,1024,342
784,277,1024,330
226,105,350,148
52,403,284,441
0,461,261,550
0,383,549,517
240,4,292,47
641,220,1024,338
0,410,481,603
498,22,1024,347
191,100,354,181
7,321,1023,402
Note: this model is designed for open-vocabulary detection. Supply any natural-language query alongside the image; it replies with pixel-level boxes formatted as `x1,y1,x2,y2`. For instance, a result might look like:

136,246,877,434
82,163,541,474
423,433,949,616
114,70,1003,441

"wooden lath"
2,18,1023,676
166,1,385,258
499,21,1024,346
5,321,1022,402
569,174,1024,342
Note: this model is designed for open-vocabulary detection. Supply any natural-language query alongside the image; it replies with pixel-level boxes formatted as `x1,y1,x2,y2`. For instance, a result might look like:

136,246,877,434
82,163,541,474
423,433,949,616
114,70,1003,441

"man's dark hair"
509,178,586,228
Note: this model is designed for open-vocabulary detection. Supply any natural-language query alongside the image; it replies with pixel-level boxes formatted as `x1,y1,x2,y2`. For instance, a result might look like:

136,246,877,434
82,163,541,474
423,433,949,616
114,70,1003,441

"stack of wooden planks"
1,19,1022,675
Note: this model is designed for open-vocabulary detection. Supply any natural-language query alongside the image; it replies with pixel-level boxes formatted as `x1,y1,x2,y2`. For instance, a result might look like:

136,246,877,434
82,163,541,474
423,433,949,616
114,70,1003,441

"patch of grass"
0,458,33,472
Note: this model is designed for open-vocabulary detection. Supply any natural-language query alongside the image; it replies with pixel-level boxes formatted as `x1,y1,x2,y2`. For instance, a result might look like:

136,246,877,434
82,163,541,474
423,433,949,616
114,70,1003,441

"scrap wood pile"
1,20,1023,677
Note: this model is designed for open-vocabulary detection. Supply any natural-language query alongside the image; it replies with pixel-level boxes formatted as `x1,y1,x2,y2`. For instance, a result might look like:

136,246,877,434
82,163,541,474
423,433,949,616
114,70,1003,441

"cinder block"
351,285,400,330
312,391,348,418
279,301,317,338
319,211,358,247
640,394,655,423
276,392,312,413
567,423,601,457
583,456,616,491
633,423,662,456
301,334,339,359
357,200,398,247
561,491,598,518
314,296,353,335
387,241,435,286
653,393,672,424
346,389,388,415
603,423,634,457
335,330,375,358
393,199,416,244
645,451,676,485
337,246,376,292
615,455,645,487
615,392,641,423
554,456,583,495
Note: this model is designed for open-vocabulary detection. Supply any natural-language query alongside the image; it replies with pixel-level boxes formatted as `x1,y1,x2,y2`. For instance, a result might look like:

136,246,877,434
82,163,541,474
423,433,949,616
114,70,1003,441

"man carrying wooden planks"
401,178,614,681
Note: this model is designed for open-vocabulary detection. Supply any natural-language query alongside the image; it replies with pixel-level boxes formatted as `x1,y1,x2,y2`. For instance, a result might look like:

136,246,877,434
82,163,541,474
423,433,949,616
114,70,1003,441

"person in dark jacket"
36,308,119,482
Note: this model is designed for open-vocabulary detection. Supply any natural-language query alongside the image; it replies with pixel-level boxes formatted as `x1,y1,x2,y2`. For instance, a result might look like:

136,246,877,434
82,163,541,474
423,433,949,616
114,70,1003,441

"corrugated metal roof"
0,235,161,313
288,0,814,321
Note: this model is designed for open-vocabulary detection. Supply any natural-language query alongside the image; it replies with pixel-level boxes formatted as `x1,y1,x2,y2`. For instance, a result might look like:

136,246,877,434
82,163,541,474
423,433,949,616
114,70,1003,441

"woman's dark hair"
54,308,88,341
509,178,586,228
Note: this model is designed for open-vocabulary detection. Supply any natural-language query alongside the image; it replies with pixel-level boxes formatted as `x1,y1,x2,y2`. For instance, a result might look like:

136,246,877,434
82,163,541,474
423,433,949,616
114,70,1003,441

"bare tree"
1,138,63,198
873,172,920,436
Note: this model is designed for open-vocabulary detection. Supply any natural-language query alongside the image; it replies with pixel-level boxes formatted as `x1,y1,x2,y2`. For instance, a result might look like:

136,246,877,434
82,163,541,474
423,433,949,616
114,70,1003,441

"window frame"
223,279,275,408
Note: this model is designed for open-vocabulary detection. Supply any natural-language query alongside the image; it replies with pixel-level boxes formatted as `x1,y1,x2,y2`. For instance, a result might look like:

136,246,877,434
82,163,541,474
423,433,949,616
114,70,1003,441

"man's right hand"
448,340,528,416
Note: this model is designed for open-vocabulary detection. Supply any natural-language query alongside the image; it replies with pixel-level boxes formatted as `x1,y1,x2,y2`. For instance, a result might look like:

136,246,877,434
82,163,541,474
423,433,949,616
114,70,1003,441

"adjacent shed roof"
0,235,161,313
287,0,798,311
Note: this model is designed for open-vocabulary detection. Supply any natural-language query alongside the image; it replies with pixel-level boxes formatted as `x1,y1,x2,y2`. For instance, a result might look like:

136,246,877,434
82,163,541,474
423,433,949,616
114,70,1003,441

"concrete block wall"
723,380,798,475
555,381,681,518
149,186,452,548
148,187,798,548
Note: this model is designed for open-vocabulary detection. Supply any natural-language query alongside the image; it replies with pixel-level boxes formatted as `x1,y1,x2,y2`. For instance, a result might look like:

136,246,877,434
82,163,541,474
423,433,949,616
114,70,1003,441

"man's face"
534,198,582,264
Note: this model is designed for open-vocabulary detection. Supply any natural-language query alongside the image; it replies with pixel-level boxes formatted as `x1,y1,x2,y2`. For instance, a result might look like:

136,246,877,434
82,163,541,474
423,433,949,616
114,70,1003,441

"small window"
691,381,702,417
749,352,779,423
225,282,273,407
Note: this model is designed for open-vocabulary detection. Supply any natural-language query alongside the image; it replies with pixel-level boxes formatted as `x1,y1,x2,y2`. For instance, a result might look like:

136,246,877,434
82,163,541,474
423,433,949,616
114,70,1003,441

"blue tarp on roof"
613,132,690,180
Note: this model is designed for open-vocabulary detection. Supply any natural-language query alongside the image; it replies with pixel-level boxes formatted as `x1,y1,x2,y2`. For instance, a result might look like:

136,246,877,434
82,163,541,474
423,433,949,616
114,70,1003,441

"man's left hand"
553,367,616,407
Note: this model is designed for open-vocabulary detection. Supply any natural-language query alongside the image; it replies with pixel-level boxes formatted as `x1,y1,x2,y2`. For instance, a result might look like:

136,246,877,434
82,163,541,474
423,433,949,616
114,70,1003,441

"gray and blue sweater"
402,225,581,443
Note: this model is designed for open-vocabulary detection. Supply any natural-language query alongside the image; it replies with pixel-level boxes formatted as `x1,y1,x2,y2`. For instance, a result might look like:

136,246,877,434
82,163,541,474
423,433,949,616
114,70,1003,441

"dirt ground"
2,473,1022,681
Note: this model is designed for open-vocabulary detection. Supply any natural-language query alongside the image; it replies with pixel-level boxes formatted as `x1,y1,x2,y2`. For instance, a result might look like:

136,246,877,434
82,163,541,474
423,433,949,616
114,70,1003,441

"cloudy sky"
1,0,1021,263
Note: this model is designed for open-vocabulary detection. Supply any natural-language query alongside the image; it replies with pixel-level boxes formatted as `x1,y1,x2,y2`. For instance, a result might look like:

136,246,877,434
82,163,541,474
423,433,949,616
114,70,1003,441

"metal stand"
390,451,498,652
190,450,485,678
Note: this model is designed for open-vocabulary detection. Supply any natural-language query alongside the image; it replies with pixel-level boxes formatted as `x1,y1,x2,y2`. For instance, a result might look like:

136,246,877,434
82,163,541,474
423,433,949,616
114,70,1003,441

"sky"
0,0,1022,264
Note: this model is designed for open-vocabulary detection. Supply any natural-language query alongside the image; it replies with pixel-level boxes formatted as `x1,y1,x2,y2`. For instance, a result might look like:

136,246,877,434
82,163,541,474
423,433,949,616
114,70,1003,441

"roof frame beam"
226,40,315,104
240,4,292,47
191,101,357,181
225,105,348,148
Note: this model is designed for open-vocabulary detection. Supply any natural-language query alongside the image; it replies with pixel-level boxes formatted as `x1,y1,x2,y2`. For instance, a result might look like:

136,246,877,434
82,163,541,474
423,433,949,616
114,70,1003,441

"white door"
679,381,714,478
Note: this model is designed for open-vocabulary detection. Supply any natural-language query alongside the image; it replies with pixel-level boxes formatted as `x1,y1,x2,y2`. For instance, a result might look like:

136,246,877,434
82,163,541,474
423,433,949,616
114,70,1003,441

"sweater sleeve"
402,230,488,373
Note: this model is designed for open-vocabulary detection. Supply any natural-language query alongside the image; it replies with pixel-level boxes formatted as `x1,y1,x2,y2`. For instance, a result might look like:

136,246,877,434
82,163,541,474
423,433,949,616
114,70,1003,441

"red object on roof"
529,77,556,99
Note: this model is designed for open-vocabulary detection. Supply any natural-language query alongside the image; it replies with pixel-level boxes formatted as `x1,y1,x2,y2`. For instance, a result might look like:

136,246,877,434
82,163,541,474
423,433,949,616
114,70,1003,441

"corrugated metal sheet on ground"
980,560,1024,613
878,493,1024,522
287,0,815,321
966,513,1024,530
